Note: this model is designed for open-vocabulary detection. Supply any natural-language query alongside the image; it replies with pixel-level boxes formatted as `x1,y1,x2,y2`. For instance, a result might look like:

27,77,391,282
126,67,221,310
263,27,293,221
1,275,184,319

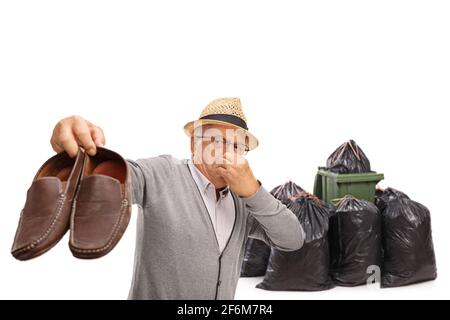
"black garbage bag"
326,140,371,174
270,181,304,205
375,188,437,288
240,238,271,277
240,181,304,277
375,187,409,212
329,196,382,286
256,192,335,291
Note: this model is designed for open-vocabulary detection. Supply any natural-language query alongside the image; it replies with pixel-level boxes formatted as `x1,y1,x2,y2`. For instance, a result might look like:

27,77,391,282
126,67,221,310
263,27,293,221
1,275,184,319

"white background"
0,0,449,299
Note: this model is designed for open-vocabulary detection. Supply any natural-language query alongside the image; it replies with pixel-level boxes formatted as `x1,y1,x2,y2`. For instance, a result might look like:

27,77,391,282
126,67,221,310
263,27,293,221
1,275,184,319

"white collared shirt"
188,161,236,253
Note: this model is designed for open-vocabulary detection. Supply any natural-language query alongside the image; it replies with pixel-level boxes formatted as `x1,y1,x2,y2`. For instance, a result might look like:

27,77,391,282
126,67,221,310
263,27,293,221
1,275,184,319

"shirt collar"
187,159,230,198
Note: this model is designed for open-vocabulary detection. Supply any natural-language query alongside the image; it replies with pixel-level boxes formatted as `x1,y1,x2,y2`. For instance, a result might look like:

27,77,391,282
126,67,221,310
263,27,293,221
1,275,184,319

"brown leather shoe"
69,147,131,259
11,149,85,260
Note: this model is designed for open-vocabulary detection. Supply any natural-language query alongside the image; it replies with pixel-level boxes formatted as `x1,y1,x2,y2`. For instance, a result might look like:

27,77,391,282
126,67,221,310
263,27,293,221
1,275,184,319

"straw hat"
183,97,259,151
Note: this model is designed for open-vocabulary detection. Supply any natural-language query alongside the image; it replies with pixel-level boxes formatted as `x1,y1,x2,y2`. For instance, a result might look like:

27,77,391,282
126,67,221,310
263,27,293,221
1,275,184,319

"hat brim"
183,119,259,151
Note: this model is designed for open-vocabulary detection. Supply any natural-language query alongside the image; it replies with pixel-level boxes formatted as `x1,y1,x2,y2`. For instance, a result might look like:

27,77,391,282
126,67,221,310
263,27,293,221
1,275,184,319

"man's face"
190,124,248,189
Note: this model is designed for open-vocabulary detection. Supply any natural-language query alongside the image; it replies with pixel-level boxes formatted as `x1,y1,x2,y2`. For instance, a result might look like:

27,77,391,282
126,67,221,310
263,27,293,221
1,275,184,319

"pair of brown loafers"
11,147,131,260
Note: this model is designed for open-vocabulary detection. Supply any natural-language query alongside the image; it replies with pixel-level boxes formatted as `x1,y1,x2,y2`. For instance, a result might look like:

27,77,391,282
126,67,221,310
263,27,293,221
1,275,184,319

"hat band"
199,114,248,130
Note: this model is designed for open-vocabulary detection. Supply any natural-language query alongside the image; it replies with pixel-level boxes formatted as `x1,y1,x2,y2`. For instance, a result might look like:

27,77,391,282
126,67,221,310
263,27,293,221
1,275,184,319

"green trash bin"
313,167,384,204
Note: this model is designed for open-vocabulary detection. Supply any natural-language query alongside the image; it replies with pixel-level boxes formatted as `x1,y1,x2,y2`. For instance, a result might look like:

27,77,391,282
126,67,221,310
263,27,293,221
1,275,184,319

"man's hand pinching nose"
216,152,260,198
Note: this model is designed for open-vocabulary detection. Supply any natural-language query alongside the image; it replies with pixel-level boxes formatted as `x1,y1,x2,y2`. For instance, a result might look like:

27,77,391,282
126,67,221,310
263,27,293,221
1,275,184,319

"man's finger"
50,135,64,153
216,167,229,179
213,154,230,167
58,126,79,158
90,125,106,147
215,164,228,170
222,157,233,166
86,120,106,147
218,167,238,183
224,152,242,166
72,118,97,155
224,152,234,162
224,166,238,179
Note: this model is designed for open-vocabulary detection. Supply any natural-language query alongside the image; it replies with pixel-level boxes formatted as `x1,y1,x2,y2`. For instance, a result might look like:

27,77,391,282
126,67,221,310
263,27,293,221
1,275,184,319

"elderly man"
49,97,305,299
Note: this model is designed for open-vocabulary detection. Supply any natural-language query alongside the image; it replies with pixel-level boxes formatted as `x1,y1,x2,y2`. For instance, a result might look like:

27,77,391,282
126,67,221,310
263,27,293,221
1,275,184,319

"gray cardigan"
126,155,305,300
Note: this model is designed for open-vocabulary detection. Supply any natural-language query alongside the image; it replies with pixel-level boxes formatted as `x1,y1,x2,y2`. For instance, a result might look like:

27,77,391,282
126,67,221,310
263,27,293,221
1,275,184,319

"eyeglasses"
194,135,249,156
